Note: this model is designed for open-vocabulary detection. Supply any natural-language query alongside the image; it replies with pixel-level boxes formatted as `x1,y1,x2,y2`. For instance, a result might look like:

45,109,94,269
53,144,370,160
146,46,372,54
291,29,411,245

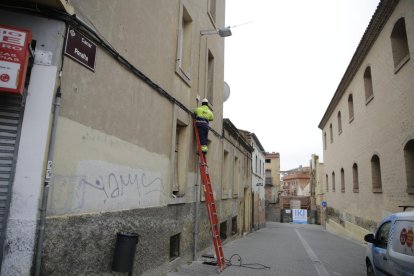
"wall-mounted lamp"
200,27,232,37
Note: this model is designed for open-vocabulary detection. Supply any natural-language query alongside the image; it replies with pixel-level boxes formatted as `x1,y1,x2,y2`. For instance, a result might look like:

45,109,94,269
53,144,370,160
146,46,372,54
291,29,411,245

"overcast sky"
223,0,380,171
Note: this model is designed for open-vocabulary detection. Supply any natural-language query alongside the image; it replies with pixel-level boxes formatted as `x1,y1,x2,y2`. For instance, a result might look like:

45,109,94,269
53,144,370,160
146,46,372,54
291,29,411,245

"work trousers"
196,122,209,148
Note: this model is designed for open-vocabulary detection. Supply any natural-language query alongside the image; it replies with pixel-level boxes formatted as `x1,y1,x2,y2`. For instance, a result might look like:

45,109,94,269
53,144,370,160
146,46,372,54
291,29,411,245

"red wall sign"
0,25,32,95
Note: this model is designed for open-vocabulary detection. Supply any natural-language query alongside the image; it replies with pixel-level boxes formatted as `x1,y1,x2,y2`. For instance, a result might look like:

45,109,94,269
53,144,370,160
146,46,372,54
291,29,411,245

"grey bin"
112,232,139,273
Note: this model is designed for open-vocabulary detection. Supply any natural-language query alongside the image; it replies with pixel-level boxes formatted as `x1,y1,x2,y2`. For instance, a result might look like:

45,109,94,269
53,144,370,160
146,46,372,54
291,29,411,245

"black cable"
225,253,271,270
0,1,223,138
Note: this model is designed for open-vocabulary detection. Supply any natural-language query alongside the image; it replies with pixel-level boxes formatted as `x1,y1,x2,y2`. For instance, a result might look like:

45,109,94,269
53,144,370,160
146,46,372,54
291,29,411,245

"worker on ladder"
194,98,214,154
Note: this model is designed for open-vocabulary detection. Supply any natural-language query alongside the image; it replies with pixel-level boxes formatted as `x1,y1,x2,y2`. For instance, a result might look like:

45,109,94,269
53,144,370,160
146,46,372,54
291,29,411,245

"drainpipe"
34,88,61,276
193,151,200,260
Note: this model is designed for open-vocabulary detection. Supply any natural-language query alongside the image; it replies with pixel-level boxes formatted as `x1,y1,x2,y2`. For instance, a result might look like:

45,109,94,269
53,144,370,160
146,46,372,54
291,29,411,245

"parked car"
364,211,414,276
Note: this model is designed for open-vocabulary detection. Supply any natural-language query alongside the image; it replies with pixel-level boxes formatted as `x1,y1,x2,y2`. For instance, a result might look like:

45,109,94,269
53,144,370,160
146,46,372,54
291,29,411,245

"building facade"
281,166,311,197
239,130,266,230
310,154,325,224
222,119,253,236
264,152,280,203
319,0,414,241
310,154,325,207
0,1,253,275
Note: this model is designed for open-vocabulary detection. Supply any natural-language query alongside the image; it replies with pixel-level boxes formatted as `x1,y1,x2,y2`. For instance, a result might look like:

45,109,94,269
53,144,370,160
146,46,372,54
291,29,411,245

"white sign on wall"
292,209,307,224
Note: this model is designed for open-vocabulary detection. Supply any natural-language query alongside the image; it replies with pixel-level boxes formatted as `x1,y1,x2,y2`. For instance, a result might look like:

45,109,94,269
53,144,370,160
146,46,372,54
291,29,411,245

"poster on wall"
0,25,32,95
292,209,308,224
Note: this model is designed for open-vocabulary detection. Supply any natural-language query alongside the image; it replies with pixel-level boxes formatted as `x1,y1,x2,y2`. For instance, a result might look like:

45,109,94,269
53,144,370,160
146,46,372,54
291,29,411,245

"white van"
364,211,414,276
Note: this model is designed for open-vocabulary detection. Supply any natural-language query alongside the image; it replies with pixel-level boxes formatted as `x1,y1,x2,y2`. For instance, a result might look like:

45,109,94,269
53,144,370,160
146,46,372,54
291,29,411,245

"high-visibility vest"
193,105,214,122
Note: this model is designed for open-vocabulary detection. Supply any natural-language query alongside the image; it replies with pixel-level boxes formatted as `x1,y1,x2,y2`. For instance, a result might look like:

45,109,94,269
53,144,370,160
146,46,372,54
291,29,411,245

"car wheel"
366,260,374,276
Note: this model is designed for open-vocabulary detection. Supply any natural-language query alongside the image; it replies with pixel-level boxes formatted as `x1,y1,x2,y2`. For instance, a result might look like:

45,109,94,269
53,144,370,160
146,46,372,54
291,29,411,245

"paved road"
168,222,366,276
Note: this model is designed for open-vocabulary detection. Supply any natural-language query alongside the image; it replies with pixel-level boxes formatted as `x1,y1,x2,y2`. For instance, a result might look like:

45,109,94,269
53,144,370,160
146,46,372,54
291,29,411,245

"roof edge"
318,0,399,129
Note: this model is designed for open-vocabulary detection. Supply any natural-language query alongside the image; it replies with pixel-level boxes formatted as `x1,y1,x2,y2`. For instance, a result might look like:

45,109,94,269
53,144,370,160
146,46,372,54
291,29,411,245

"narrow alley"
168,222,366,276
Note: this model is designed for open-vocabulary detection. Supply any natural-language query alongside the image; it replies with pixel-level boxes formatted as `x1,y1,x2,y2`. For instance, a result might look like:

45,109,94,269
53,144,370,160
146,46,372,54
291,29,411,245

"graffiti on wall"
50,160,166,214
80,171,163,204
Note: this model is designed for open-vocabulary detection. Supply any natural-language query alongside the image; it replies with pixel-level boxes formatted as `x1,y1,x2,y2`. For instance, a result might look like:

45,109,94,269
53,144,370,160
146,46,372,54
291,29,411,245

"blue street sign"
321,201,327,208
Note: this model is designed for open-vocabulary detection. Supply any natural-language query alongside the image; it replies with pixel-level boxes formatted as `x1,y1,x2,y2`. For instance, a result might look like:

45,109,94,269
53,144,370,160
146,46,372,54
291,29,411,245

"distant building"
319,0,414,241
223,119,254,236
310,154,325,207
239,130,266,230
264,152,280,203
310,154,325,224
281,166,311,196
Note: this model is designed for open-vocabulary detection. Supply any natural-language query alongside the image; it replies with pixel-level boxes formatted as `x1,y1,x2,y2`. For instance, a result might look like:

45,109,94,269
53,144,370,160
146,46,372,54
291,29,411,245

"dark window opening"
371,155,382,193
338,111,342,134
404,140,414,194
391,18,410,71
348,94,354,121
364,66,374,103
231,216,237,235
170,233,181,261
220,221,227,240
207,50,215,105
329,124,333,143
353,163,359,192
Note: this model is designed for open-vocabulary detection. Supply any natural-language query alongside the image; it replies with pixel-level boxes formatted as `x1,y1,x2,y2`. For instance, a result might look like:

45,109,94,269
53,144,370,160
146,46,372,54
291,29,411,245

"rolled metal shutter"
0,93,24,243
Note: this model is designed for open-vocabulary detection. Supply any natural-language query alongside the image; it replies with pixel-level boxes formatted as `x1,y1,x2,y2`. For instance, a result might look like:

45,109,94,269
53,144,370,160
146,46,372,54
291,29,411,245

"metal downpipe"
193,149,200,260
34,88,61,276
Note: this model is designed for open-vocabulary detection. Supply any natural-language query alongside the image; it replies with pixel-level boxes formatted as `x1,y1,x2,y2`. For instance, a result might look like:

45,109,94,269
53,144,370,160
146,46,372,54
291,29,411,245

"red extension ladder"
193,120,226,272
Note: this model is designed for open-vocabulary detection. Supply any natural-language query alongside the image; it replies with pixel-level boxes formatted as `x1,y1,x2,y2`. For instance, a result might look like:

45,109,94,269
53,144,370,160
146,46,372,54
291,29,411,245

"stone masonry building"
319,0,414,241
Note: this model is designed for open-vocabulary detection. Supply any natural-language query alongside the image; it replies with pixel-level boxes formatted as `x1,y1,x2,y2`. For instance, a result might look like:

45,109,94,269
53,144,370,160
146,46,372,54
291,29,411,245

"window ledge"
169,196,186,205
338,130,342,135
353,188,359,193
394,54,410,74
349,116,354,123
341,189,345,193
365,94,374,105
407,187,414,194
372,187,382,193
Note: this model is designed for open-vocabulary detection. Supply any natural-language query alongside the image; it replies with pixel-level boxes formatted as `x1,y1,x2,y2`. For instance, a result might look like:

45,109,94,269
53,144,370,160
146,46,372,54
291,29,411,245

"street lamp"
197,27,232,104
200,27,232,37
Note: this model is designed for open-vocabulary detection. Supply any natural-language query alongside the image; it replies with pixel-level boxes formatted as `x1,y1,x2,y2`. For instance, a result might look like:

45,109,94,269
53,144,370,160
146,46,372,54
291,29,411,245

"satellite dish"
223,82,230,102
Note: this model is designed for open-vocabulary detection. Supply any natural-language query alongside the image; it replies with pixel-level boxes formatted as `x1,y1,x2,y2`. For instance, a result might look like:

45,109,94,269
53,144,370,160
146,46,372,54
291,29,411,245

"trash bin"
112,232,139,273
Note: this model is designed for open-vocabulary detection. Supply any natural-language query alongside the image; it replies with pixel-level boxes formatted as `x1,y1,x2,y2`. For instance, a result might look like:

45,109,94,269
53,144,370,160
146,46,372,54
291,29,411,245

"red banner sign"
0,25,32,95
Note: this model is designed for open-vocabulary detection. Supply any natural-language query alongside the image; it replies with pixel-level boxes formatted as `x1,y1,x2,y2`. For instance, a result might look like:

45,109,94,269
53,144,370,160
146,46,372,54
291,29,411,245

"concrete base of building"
326,219,371,242
40,202,242,275
325,207,375,242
